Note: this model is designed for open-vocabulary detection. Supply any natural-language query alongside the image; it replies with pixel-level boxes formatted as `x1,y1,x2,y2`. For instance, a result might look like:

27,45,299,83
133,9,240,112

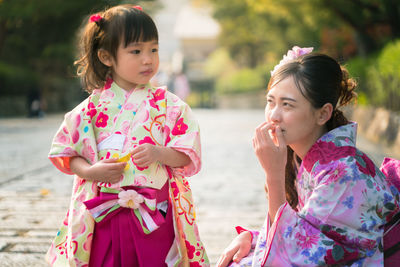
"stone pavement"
0,109,397,266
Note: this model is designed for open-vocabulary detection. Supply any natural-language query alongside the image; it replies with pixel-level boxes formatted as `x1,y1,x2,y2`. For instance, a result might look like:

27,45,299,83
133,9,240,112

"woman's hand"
253,122,287,222
253,122,287,178
70,157,126,184
216,231,252,267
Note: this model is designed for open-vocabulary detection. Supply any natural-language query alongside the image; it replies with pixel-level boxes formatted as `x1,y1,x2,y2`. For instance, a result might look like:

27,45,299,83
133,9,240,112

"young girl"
46,5,209,266
217,47,400,266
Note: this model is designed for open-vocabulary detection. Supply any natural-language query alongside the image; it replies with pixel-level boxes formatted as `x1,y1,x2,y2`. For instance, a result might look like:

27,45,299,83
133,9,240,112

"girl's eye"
152,48,158,53
131,50,140,54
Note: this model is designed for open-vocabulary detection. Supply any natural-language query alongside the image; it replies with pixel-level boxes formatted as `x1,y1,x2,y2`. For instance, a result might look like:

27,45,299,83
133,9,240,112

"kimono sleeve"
164,94,201,177
49,97,98,174
263,158,383,266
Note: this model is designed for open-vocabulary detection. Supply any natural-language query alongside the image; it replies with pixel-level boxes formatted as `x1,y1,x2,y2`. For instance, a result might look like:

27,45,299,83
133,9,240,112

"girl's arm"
131,144,191,168
70,156,126,183
253,122,287,222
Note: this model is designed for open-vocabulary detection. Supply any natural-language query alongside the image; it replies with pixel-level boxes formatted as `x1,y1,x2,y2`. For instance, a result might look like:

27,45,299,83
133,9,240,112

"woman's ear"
317,103,333,125
97,49,113,67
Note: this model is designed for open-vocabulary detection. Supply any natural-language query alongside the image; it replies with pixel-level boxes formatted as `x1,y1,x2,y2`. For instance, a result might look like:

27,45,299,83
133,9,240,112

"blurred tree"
0,0,158,115
208,0,399,68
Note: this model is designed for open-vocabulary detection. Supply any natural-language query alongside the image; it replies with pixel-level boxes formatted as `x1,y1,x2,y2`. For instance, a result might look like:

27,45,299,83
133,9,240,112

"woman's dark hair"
268,53,357,209
74,4,158,92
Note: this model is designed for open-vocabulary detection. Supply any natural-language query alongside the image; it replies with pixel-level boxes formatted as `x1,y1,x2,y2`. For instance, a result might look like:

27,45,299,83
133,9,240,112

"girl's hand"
216,231,252,267
253,122,287,179
86,158,126,183
131,144,159,168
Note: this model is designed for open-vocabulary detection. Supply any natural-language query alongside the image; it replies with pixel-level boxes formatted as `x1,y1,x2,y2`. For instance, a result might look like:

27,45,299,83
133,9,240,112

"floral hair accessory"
271,46,313,76
132,5,143,11
89,14,104,27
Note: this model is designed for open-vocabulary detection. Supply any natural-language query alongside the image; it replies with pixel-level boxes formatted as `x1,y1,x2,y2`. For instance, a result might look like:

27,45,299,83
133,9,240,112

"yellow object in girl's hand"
117,153,131,170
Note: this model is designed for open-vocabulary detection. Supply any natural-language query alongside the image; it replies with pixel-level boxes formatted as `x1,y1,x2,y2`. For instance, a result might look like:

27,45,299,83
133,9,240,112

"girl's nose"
142,53,152,64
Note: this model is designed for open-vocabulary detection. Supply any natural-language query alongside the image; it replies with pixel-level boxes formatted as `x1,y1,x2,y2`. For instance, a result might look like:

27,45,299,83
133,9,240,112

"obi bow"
84,187,165,234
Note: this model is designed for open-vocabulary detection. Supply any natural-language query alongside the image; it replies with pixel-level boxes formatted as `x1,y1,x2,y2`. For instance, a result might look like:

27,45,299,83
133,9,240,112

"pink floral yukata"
232,123,400,266
45,79,209,266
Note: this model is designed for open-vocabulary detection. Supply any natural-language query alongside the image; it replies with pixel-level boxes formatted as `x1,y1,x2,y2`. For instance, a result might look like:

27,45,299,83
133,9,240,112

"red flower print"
303,141,356,172
132,160,148,171
86,102,97,119
104,78,113,89
324,245,360,265
153,89,166,101
172,118,188,136
185,240,196,259
95,112,108,128
190,262,202,267
356,153,376,177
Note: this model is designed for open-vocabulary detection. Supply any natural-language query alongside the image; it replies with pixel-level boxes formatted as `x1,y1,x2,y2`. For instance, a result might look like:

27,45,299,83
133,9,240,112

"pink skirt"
87,183,174,267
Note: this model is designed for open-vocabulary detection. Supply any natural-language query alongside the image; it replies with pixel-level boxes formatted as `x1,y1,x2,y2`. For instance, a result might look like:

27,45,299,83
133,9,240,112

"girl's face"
265,76,325,156
109,40,159,90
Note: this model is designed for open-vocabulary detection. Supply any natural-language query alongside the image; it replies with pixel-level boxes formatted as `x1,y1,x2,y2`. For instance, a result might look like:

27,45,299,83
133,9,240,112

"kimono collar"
104,78,150,92
302,122,358,172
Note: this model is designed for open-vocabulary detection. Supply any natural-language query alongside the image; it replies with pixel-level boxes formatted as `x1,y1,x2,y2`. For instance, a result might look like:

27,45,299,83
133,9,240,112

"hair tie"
271,46,313,76
89,14,104,27
132,5,143,11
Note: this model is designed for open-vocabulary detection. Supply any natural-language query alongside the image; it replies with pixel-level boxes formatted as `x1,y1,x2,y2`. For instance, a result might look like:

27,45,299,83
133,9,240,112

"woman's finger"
274,125,287,149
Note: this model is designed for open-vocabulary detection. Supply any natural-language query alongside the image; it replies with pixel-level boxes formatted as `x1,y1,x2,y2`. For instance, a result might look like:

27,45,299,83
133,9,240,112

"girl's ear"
317,103,333,126
97,49,113,67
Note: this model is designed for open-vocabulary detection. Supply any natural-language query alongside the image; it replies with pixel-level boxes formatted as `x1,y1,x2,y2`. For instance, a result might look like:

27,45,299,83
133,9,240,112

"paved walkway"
0,109,397,266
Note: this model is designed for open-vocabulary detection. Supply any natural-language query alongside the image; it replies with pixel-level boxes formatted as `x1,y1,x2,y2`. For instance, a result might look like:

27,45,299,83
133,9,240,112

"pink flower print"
172,118,188,136
134,175,147,186
95,112,109,128
81,138,96,163
118,190,144,209
153,89,166,101
164,125,171,145
104,78,113,89
72,130,80,144
133,160,148,171
55,129,70,145
295,232,319,249
86,102,97,119
139,136,156,145
120,121,130,135
149,98,159,111
325,162,347,184
123,102,135,110
83,233,93,251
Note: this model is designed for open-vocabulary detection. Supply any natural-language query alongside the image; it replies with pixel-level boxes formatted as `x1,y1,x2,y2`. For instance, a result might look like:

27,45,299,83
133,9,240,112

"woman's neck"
290,126,327,160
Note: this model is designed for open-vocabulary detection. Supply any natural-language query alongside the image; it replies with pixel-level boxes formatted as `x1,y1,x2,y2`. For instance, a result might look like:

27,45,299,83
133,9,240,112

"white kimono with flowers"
46,80,209,266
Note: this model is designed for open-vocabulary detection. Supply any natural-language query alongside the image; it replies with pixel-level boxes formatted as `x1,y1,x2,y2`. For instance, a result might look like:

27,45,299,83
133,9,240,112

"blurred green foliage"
0,0,158,116
205,0,400,112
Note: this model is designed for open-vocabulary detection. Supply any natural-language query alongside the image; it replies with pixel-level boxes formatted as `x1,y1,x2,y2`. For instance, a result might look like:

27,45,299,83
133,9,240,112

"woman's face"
265,76,324,154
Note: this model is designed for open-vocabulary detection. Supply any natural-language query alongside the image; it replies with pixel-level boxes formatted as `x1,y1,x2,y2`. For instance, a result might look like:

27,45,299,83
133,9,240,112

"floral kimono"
45,80,209,266
233,122,400,266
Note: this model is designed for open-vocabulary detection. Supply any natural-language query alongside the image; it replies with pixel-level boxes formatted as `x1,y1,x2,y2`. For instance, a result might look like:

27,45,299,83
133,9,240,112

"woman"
217,47,400,266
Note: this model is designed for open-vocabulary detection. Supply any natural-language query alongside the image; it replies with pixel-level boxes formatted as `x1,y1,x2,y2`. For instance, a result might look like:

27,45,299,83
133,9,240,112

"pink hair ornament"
89,14,103,24
132,5,143,11
271,46,313,76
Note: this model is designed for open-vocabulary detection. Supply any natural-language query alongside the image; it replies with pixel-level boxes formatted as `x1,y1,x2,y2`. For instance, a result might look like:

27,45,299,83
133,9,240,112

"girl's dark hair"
74,5,158,92
268,53,357,209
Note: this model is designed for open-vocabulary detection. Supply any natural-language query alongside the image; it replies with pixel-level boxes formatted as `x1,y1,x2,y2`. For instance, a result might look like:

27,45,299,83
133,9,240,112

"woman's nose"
269,106,281,123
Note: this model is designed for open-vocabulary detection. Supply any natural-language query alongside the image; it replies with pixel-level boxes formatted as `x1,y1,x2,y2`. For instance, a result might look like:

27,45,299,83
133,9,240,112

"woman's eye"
283,102,292,107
